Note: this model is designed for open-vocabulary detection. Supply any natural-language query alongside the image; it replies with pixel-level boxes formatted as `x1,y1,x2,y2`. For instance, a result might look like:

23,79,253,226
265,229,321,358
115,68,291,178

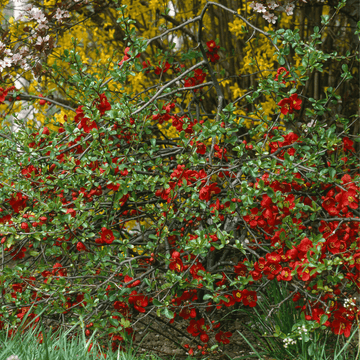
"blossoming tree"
0,0,359,358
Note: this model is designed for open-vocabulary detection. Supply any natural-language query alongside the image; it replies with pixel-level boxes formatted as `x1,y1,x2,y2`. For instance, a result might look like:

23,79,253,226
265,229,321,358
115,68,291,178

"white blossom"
285,3,295,15
35,35,50,46
12,53,22,64
267,1,279,10
254,3,267,13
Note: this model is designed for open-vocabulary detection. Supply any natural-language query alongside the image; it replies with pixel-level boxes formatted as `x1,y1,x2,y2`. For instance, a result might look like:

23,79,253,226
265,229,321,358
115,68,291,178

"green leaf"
163,308,174,319
109,317,119,327
278,56,285,65
267,187,275,198
328,167,336,179
320,314,329,325
152,299,162,306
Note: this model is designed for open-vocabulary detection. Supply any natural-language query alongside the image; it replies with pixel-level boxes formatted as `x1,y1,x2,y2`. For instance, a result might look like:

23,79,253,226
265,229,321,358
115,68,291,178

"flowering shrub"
0,0,359,357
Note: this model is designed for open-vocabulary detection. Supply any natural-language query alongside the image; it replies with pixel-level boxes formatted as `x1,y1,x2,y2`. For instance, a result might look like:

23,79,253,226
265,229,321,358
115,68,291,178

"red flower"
200,333,209,343
196,142,207,155
169,257,184,272
52,263,67,277
278,94,302,115
340,190,358,209
234,262,248,277
179,306,196,320
79,117,98,133
278,267,292,281
0,87,9,103
322,197,339,216
74,105,85,123
124,275,141,288
243,208,261,228
207,52,220,63
206,40,219,52
38,93,46,106
296,265,312,281
266,252,281,264
187,318,206,337
220,295,235,308
331,317,352,338
342,137,355,152
9,192,27,213
199,183,221,201
76,242,88,252
21,222,29,233
100,227,115,244
215,330,232,344
297,237,313,253
66,208,76,218
232,289,243,302
190,262,206,279
241,289,257,307
95,93,111,115
128,291,148,313
275,67,289,83
154,61,171,75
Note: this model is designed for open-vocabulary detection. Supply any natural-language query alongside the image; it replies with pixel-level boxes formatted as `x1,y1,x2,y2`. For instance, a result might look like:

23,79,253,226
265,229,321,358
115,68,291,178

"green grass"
0,282,359,360
0,316,168,360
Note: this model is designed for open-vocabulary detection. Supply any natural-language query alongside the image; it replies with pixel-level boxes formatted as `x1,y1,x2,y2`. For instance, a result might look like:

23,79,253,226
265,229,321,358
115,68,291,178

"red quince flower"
9,192,27,213
38,94,46,105
296,265,312,281
100,227,115,244
243,208,260,228
179,306,196,320
0,87,9,103
233,289,243,302
95,93,111,115
52,263,67,277
278,267,292,281
331,316,352,338
275,67,289,83
215,330,232,344
234,262,248,277
199,183,221,201
169,257,184,272
206,40,219,52
241,289,257,307
79,117,98,133
76,242,88,252
128,291,148,313
74,105,85,123
196,142,207,155
278,93,302,115
297,237,313,253
342,137,355,152
190,261,206,280
340,190,358,209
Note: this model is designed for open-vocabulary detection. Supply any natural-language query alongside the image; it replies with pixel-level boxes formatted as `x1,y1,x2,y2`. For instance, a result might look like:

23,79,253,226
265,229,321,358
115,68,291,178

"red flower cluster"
0,86,15,103
184,68,206,91
94,93,111,115
152,102,175,124
75,105,98,133
118,47,141,66
154,60,171,75
206,40,220,63
95,227,115,245
275,67,289,83
278,93,302,115
128,291,148,313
